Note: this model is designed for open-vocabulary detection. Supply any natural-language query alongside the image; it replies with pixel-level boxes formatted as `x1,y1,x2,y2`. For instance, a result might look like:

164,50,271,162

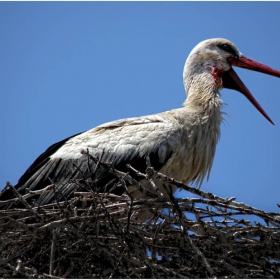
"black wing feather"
0,133,82,207
17,132,83,186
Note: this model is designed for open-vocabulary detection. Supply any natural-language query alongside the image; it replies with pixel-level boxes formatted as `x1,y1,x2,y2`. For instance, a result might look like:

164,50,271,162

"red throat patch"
211,67,223,88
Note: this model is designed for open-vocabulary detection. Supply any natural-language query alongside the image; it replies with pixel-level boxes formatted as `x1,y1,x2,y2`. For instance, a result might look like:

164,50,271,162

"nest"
1,160,280,278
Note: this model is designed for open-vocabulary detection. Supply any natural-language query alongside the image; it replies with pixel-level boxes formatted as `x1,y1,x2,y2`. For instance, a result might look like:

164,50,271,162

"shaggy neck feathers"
178,69,224,186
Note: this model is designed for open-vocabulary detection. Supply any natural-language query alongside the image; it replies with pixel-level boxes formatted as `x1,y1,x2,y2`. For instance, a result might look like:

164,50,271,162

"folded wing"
1,113,183,208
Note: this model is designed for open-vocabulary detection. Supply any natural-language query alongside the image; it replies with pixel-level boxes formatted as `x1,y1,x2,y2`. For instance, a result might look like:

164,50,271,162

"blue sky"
1,2,280,214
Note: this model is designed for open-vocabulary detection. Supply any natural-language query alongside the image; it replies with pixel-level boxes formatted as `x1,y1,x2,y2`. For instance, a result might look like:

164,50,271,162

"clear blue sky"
1,2,280,213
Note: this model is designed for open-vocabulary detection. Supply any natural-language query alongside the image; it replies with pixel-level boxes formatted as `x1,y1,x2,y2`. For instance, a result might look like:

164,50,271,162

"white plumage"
1,38,280,220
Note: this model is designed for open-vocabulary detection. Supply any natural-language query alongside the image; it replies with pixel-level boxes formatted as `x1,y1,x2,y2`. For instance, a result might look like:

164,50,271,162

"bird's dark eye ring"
218,43,237,57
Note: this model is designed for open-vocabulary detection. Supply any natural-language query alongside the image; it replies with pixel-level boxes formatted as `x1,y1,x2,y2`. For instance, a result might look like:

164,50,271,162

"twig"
6,183,44,223
49,228,59,276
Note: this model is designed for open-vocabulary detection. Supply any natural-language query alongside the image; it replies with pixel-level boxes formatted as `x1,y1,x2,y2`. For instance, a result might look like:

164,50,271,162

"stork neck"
183,73,222,115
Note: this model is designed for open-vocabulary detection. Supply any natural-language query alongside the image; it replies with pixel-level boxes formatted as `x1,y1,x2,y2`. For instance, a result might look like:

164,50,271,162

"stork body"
1,38,280,220
10,103,221,212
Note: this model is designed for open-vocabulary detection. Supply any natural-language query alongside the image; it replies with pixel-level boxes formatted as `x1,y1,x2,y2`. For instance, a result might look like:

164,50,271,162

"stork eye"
218,43,237,57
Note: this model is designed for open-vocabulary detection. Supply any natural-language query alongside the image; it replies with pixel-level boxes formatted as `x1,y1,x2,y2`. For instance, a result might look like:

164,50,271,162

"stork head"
183,38,280,125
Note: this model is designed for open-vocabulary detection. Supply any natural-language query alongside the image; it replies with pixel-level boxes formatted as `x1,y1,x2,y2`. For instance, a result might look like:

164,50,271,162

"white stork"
1,38,280,220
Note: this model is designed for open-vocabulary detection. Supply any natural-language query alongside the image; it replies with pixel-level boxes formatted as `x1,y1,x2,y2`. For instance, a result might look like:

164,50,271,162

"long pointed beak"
222,56,280,125
230,56,280,78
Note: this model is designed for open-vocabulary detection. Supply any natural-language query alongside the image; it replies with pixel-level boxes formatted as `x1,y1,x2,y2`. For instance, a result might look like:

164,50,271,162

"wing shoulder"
85,112,184,171
52,112,184,172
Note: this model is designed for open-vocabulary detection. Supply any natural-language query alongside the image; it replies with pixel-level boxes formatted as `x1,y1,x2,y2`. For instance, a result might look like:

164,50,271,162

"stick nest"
1,159,280,278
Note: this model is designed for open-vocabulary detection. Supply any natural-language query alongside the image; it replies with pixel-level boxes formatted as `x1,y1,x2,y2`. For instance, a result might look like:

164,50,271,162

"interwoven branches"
0,153,280,278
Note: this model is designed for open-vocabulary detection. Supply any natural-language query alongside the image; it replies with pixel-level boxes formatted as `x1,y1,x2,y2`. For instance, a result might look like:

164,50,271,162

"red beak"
222,56,280,125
